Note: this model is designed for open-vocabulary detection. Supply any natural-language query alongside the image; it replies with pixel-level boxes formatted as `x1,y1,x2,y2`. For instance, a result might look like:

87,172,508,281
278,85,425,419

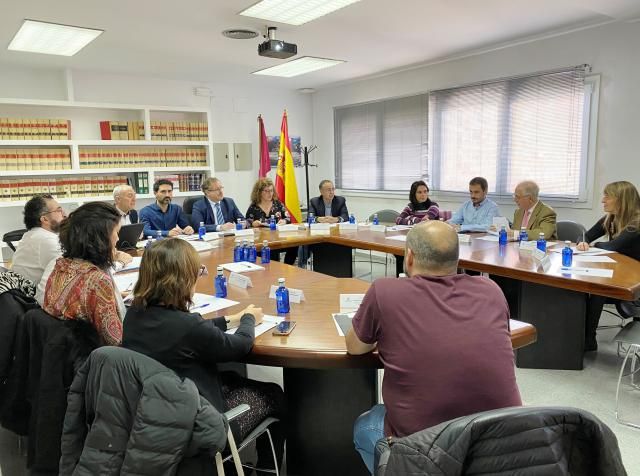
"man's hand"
183,226,194,235
252,220,263,228
168,226,182,237
221,222,235,231
227,304,263,328
317,216,338,224
576,242,590,251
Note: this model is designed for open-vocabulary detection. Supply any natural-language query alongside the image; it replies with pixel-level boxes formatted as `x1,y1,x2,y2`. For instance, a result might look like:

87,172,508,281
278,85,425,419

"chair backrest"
557,220,587,242
369,209,400,224
182,196,200,215
2,229,27,252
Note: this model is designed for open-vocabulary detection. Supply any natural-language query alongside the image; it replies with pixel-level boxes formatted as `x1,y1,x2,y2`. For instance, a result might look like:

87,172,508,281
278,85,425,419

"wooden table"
184,237,536,476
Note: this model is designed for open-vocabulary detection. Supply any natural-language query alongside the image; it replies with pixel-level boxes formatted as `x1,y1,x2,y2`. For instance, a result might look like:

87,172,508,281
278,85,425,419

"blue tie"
215,202,225,226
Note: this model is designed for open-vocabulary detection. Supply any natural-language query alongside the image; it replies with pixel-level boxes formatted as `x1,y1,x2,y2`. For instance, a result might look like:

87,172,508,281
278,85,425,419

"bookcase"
0,98,213,207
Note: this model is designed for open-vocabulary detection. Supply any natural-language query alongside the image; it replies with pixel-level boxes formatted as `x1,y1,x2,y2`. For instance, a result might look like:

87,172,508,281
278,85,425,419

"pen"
191,303,210,310
582,230,585,245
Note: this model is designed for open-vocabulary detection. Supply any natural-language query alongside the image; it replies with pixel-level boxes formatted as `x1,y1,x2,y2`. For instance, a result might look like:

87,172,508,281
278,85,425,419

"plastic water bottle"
261,240,271,264
269,215,276,231
536,232,547,252
242,239,250,261
198,221,206,240
498,226,508,245
519,227,528,242
155,230,162,241
307,212,315,225
349,214,356,224
275,278,290,314
373,213,379,225
233,239,242,262
248,240,257,263
214,266,227,298
145,235,153,249
236,219,243,230
562,241,573,267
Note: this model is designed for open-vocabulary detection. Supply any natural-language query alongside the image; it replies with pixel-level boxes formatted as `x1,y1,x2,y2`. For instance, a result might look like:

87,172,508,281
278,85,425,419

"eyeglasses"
42,206,64,215
198,265,208,277
207,187,224,193
512,194,529,200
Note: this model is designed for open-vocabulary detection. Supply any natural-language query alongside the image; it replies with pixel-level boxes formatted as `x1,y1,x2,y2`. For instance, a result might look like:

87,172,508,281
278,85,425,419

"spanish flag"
275,110,302,223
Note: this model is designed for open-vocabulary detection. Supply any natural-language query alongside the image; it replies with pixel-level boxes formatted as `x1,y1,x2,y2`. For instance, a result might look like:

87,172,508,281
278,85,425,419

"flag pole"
302,145,318,214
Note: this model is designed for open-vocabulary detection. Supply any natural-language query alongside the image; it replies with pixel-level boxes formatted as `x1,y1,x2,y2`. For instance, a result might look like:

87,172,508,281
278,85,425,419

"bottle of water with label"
242,239,250,261
373,213,379,225
498,226,508,245
562,241,573,267
233,239,242,262
349,214,356,224
536,232,546,252
214,266,227,298
145,236,153,249
275,278,290,314
307,212,315,225
248,240,257,263
236,219,243,230
519,227,528,242
261,240,271,264
198,221,206,240
269,215,276,231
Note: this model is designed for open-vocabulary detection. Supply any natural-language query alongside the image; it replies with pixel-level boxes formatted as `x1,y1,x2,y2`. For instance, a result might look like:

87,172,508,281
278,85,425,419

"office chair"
2,229,27,252
557,220,587,242
182,196,200,227
614,321,640,429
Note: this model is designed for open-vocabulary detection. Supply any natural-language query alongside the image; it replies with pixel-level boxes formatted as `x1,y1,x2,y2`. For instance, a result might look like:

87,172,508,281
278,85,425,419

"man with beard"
140,179,194,238
12,194,66,284
448,177,500,232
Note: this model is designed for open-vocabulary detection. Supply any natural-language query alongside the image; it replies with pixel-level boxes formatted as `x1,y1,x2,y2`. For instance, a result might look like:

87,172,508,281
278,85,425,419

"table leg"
283,368,376,476
312,243,353,277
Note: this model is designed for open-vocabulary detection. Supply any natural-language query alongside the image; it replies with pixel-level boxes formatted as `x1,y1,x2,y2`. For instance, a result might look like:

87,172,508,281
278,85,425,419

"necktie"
522,210,530,228
215,202,225,226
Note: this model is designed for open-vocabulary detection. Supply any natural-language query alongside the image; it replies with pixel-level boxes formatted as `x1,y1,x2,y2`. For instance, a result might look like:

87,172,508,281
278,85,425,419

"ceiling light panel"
8,20,103,56
253,56,345,77
239,0,361,26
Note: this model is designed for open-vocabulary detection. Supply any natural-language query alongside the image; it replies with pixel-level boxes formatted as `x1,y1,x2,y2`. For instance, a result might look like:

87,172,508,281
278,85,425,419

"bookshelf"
0,98,214,205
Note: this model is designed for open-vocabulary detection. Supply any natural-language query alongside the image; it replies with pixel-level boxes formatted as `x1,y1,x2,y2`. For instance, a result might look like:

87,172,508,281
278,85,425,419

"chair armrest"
224,403,250,421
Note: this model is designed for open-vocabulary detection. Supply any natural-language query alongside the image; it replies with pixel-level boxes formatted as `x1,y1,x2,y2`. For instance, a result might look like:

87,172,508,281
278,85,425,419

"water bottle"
519,227,528,242
498,243,507,257
198,221,206,240
536,232,547,252
562,241,573,267
275,278,290,314
307,212,315,225
155,230,163,241
233,239,242,262
349,213,356,224
373,213,379,225
236,218,243,230
261,240,271,264
242,239,250,261
248,240,257,263
269,215,276,231
214,266,227,298
498,226,508,245
145,235,153,249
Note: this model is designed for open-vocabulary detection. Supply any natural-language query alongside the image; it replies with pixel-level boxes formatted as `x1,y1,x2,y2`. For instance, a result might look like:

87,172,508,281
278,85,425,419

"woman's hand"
576,241,590,251
252,220,263,228
277,219,287,225
114,250,133,266
227,304,263,328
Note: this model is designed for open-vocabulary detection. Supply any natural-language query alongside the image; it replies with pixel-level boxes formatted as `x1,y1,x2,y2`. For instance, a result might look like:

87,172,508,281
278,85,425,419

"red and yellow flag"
275,110,302,223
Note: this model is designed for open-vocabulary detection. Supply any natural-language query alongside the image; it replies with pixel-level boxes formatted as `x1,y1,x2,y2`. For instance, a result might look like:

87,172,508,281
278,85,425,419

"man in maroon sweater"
346,220,522,473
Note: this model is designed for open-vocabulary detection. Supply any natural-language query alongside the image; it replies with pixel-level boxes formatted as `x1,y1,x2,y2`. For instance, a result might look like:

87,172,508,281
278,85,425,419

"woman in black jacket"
576,181,640,351
122,238,285,469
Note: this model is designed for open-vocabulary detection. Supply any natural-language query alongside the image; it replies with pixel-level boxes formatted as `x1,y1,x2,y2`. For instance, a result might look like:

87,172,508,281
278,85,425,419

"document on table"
221,262,265,273
178,232,221,242
573,255,616,263
114,256,142,273
476,235,499,242
113,272,138,293
549,245,615,255
226,314,284,337
387,225,412,231
190,293,239,315
332,312,356,337
559,267,614,278
187,240,215,252
386,235,407,242
509,319,532,331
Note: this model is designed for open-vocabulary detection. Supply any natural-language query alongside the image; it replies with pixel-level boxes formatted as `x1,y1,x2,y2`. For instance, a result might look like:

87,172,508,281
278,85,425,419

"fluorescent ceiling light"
239,0,361,26
253,56,345,77
8,19,103,56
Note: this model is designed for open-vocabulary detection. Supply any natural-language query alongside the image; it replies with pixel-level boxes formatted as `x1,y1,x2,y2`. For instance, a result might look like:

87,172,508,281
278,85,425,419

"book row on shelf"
132,172,150,195
99,121,145,140
0,148,72,170
0,118,71,140
149,121,208,141
156,173,206,193
0,175,129,201
78,147,207,169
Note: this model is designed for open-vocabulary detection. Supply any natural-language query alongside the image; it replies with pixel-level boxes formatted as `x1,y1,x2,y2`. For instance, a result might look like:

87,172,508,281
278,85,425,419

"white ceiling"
1,0,640,90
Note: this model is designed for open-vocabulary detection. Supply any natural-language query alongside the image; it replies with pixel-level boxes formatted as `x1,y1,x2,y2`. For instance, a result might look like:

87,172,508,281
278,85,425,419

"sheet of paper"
386,225,412,231
187,240,215,252
573,255,616,263
559,267,614,278
493,216,509,228
386,235,407,242
190,293,239,315
332,312,356,337
226,314,284,337
476,235,499,242
509,319,532,331
549,245,615,255
114,256,142,273
221,262,265,273
113,272,138,293
340,294,365,313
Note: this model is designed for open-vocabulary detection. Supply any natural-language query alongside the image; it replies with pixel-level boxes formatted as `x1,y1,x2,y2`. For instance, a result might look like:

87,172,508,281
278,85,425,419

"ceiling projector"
258,26,297,59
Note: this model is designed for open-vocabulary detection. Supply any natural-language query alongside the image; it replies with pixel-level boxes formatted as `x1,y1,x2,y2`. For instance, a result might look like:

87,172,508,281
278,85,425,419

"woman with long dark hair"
396,180,440,225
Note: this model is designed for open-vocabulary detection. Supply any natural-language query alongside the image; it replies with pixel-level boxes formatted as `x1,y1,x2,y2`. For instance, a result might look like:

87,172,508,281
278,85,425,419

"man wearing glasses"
508,180,557,239
191,177,245,232
12,194,66,284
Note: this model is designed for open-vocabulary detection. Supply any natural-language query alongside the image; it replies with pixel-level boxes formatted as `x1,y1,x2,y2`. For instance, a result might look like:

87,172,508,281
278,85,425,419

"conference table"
175,231,537,476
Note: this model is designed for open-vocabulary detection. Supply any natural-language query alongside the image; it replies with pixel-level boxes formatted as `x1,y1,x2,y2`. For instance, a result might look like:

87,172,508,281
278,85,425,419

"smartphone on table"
272,321,296,336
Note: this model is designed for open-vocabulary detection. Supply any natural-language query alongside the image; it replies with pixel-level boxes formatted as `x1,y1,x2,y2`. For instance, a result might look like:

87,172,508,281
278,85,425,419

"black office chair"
557,220,587,242
2,229,27,252
182,196,201,227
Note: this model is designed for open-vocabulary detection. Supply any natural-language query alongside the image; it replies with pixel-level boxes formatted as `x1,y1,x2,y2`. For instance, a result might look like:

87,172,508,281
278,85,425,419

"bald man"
510,180,557,239
347,221,522,473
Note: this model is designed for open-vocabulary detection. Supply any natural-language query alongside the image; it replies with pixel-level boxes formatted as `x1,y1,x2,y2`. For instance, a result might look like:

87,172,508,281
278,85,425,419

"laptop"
116,223,144,250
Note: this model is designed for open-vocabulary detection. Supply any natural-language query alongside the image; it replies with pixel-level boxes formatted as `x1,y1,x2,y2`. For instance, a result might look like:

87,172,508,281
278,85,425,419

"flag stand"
302,145,318,214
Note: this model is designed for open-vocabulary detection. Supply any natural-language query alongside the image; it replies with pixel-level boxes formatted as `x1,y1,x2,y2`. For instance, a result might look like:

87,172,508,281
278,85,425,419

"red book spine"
100,121,112,140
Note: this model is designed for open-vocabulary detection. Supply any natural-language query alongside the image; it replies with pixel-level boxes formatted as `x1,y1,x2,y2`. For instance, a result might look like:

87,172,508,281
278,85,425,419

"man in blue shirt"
140,179,194,237
448,177,500,232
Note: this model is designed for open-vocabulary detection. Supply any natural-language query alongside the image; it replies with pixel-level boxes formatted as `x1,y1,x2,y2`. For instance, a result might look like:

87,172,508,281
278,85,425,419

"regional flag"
258,114,270,178
275,110,302,224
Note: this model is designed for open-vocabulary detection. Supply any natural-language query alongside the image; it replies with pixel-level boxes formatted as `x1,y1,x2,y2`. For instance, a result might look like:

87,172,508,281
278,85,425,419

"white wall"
311,21,640,227
0,68,313,238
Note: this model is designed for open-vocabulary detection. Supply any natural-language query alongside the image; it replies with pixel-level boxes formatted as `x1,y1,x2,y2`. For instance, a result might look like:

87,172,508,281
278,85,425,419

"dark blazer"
309,195,349,222
129,209,138,224
191,196,245,232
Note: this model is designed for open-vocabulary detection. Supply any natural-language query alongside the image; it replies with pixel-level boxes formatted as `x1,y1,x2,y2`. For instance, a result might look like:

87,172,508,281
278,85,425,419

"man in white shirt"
113,184,138,225
12,194,66,284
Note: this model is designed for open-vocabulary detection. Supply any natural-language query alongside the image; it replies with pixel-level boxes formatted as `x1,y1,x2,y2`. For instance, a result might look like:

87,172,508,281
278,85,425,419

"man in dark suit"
113,184,138,225
191,177,245,232
309,180,349,223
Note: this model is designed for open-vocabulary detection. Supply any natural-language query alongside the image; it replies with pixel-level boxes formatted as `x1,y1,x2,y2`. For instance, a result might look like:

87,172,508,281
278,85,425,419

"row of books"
0,118,71,140
155,173,205,192
0,149,72,171
99,121,145,140
150,121,208,141
131,172,150,195
0,175,129,201
78,147,207,168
